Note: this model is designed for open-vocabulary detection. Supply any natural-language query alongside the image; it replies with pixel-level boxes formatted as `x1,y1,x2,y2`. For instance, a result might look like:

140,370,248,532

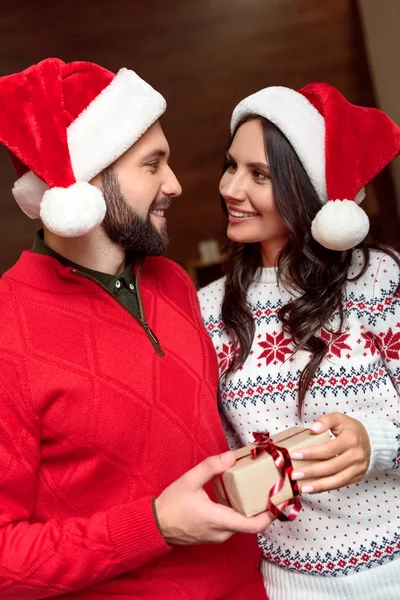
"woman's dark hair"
221,115,399,416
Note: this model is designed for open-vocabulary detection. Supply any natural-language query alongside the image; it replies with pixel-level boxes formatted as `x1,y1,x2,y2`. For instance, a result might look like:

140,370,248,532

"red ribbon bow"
251,431,302,522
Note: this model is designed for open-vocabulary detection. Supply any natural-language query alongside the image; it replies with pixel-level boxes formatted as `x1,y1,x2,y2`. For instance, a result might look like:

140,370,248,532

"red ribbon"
251,431,302,522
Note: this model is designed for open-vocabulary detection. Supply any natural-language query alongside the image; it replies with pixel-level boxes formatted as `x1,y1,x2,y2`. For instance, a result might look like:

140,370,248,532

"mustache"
150,196,172,211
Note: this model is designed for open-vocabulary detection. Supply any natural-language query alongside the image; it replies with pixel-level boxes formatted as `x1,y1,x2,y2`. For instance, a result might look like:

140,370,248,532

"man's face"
94,121,182,255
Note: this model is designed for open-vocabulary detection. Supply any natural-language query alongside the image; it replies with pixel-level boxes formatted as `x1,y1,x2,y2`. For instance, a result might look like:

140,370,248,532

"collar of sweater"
258,266,277,284
2,250,137,296
32,229,135,292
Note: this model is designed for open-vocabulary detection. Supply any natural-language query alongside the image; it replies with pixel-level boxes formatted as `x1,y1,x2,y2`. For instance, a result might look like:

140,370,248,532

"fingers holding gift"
200,504,275,542
294,464,365,494
290,418,371,494
219,505,277,535
291,437,345,461
291,448,369,493
291,413,371,470
291,451,349,481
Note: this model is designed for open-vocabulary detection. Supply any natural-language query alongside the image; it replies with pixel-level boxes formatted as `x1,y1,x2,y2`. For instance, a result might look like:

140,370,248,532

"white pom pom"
40,182,106,237
311,199,370,251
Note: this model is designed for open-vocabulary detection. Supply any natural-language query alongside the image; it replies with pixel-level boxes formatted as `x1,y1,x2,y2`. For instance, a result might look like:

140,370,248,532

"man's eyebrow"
141,149,169,162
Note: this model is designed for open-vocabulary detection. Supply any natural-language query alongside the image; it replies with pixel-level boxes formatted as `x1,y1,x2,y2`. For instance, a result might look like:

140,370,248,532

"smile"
150,209,166,217
228,206,261,219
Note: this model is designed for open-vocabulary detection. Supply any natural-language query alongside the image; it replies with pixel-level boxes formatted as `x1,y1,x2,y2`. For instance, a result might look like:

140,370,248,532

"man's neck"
43,227,126,276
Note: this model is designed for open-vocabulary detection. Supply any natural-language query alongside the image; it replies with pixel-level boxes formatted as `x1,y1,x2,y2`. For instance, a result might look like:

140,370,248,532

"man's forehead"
135,122,170,157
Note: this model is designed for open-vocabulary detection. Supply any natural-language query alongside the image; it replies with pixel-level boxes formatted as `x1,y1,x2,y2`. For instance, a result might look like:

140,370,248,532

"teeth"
229,209,258,218
151,210,165,217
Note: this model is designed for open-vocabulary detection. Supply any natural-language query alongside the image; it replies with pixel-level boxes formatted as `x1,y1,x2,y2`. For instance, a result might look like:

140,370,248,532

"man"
0,58,273,599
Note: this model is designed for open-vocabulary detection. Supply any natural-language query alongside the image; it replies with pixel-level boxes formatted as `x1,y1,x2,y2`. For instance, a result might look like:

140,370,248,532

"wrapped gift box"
213,426,330,518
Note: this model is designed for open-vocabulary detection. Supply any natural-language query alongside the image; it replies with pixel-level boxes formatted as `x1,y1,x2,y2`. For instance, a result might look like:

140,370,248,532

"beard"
100,166,170,256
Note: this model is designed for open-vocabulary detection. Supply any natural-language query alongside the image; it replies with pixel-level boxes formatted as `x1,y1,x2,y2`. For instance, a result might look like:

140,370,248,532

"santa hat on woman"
231,82,400,251
0,58,166,237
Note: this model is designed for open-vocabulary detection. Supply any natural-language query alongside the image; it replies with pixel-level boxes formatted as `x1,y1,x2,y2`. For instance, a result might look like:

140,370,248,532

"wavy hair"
221,116,399,416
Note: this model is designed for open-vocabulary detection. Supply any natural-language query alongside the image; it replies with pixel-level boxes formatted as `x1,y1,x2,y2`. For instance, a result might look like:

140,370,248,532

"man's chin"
149,218,168,238
142,225,169,256
103,211,169,256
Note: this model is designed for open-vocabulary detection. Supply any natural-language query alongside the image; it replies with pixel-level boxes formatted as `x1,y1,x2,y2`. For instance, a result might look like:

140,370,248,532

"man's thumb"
184,451,236,489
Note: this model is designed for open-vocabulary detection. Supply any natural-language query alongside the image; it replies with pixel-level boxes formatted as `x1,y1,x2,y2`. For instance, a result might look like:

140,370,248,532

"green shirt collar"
32,230,134,290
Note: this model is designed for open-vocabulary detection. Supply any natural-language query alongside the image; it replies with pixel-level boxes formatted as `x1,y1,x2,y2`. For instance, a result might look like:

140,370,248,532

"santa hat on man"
231,82,400,251
0,58,166,237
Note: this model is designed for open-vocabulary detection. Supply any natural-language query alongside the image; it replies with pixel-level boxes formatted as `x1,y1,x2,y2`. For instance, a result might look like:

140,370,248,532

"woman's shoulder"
197,276,226,318
347,248,400,297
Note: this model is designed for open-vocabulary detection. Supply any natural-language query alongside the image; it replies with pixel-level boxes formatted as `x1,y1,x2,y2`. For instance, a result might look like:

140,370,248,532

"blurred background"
0,0,399,285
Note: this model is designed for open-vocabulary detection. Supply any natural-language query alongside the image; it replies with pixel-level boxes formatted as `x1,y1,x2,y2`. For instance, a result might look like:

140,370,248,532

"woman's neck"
260,236,288,267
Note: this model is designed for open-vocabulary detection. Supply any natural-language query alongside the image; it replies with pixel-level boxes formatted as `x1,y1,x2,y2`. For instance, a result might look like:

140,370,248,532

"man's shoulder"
0,255,27,298
143,256,196,291
141,256,202,303
146,255,189,275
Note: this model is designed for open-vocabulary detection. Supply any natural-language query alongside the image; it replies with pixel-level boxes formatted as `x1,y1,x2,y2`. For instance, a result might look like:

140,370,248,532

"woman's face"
220,119,288,248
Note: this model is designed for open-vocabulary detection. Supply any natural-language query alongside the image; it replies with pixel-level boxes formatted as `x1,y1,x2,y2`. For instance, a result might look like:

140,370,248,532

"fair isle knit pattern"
198,250,400,581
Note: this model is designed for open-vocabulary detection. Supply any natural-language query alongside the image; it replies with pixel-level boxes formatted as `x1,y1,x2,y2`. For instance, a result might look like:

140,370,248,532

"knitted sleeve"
356,252,400,473
0,374,170,598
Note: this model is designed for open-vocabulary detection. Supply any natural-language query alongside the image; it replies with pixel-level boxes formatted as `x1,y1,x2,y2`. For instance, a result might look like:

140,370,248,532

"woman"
198,83,400,600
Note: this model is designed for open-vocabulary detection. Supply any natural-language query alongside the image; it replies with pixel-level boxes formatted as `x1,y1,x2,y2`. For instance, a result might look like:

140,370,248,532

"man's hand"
155,451,276,545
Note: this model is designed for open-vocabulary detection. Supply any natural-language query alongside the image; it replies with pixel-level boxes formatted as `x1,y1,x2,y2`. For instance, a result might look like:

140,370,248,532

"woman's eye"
225,160,237,173
147,161,160,171
253,171,270,182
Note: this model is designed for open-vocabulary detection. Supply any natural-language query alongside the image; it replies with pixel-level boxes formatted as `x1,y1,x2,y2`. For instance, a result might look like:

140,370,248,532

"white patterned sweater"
198,250,400,583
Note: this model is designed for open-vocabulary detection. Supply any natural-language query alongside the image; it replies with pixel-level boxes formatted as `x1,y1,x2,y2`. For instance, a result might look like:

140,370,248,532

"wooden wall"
0,0,398,273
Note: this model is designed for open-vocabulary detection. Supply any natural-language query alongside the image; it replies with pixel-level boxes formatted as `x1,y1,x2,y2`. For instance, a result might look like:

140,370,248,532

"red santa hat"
230,82,400,251
0,58,166,237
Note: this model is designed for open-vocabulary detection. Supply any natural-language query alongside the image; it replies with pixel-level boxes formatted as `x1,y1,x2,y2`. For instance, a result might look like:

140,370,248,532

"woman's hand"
290,413,371,494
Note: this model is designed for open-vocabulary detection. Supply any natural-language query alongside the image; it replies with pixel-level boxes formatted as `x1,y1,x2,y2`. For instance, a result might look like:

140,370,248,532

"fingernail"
311,422,323,432
301,485,314,494
291,452,304,460
291,471,304,480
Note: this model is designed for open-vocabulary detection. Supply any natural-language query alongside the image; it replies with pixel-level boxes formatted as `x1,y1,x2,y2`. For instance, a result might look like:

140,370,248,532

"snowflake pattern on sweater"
198,250,400,577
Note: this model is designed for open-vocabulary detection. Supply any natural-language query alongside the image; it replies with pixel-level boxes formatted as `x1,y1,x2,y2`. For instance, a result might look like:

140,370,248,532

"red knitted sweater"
0,251,265,600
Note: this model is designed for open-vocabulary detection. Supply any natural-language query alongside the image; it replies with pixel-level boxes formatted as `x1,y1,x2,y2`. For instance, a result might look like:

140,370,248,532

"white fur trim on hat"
230,86,327,203
12,171,49,219
40,182,106,237
311,199,370,251
12,68,166,225
67,68,166,181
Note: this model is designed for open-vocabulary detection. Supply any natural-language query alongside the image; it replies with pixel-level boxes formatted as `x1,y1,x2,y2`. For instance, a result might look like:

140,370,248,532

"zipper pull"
142,320,160,345
142,320,164,356
71,266,164,357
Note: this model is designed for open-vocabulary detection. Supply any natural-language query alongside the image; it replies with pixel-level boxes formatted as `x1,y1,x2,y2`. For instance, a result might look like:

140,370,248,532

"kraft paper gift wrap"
213,426,331,518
